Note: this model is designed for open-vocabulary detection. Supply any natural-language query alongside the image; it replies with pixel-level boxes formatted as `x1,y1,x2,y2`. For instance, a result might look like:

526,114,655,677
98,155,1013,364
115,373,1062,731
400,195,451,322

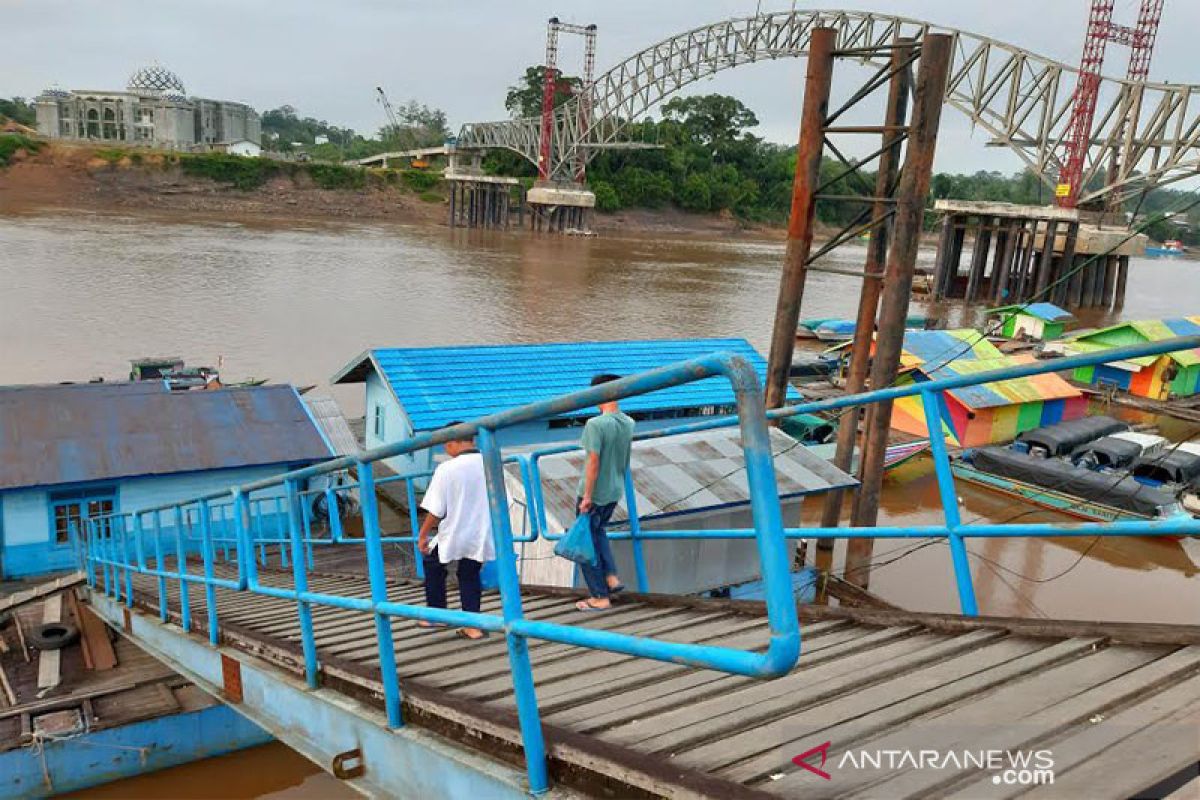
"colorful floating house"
987,302,1074,341
332,338,798,478
0,382,332,578
1061,317,1200,399
830,330,1086,447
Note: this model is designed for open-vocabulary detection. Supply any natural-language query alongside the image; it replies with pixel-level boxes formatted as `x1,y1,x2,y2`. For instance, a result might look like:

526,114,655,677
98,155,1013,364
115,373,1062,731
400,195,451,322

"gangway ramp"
89,564,1200,798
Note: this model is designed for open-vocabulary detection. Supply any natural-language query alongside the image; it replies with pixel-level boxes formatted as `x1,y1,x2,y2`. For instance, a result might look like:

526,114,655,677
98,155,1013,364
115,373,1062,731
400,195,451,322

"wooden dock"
119,563,1200,798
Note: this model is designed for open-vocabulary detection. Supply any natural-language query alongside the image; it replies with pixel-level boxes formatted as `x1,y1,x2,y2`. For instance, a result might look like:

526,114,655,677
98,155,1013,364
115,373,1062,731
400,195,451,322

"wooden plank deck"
117,563,1200,798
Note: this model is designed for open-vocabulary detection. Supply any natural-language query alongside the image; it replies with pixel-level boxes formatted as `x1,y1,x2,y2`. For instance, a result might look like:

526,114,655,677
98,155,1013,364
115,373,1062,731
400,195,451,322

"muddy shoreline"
0,143,787,239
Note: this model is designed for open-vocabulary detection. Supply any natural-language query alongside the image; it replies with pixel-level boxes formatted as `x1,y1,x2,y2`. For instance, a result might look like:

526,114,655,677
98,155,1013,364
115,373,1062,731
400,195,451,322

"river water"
4,209,1199,796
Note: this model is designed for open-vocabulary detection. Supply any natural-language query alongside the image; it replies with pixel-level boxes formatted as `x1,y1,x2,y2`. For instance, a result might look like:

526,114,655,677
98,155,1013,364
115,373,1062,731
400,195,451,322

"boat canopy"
1075,435,1145,470
1016,416,1128,458
969,447,1177,517
1133,449,1200,487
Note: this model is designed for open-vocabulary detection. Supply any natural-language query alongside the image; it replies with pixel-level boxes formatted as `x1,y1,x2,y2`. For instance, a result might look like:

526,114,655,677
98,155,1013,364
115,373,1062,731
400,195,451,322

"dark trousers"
576,499,619,599
423,546,483,613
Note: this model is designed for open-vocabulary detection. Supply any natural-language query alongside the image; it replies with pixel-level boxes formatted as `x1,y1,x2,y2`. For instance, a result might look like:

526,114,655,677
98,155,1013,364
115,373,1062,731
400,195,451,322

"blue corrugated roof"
991,302,1074,322
339,339,795,431
0,382,332,491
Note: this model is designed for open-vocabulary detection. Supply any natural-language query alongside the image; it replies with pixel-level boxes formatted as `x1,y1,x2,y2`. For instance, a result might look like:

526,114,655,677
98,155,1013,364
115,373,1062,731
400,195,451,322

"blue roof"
991,302,1074,323
334,339,796,431
0,382,332,491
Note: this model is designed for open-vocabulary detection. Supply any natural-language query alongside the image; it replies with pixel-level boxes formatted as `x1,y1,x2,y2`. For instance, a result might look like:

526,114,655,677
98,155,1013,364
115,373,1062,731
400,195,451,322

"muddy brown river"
4,210,1199,796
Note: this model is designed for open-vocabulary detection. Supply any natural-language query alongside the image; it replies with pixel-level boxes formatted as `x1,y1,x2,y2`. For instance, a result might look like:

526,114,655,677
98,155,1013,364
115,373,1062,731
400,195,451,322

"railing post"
324,487,344,543
357,462,403,728
404,477,424,580
121,516,133,606
83,520,96,588
285,479,320,688
623,468,649,593
198,499,221,645
920,388,978,616
477,427,549,795
152,511,168,622
275,496,289,569
174,506,192,633
234,490,258,590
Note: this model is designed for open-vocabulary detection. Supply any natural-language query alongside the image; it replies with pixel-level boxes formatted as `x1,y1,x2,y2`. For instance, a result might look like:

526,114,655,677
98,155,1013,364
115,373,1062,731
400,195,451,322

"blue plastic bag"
554,513,598,567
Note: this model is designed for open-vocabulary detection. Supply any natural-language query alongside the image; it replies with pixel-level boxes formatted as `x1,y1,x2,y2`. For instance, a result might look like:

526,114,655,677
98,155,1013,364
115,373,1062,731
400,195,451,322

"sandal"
575,600,611,612
416,621,446,630
456,628,489,641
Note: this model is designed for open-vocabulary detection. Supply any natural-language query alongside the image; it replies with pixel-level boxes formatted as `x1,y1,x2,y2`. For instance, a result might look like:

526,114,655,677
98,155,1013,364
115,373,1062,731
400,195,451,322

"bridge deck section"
115,563,1200,798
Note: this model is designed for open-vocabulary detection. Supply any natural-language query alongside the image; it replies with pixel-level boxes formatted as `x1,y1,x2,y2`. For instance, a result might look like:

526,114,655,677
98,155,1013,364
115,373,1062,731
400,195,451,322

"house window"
373,404,386,440
49,487,116,544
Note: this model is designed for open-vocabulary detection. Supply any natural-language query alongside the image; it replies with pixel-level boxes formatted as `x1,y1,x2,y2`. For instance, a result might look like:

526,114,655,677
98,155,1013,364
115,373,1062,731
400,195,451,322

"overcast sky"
7,1,1199,175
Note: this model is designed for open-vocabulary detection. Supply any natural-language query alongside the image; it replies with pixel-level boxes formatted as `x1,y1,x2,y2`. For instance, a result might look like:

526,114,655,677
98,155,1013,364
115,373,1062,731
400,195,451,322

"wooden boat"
810,314,937,343
1145,239,1186,257
951,416,1195,526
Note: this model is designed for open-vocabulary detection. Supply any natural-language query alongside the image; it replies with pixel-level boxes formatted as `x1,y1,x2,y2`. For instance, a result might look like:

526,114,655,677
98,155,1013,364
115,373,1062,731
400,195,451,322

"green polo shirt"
577,411,635,506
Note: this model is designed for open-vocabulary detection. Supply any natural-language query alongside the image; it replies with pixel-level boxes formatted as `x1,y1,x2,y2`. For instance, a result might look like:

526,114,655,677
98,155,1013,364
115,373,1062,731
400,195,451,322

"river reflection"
1,210,1198,625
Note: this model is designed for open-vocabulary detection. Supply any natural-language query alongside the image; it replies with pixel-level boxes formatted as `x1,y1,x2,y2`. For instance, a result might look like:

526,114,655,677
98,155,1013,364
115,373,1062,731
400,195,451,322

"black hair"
590,373,622,387
443,421,475,442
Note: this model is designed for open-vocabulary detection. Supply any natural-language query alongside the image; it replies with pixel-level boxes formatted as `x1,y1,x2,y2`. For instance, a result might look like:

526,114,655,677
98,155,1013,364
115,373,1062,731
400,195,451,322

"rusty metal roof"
505,427,857,530
0,382,332,491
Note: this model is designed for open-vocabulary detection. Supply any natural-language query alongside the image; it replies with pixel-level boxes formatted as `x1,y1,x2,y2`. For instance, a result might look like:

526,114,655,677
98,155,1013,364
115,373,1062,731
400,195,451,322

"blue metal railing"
82,335,1200,794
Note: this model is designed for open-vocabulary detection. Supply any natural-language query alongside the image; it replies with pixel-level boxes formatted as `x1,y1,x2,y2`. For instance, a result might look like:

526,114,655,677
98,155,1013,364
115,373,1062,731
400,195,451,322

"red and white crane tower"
538,17,597,182
1056,0,1164,208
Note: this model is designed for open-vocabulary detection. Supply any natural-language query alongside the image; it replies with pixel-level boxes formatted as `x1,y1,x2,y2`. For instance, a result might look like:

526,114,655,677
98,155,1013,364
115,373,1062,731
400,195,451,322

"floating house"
504,426,855,595
0,382,333,578
987,302,1074,341
332,338,797,478
830,330,1085,447
1061,317,1200,399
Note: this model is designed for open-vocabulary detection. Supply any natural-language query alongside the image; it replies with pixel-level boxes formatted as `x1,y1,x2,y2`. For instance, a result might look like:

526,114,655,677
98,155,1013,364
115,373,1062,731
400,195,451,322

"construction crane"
538,18,597,182
1056,0,1165,208
375,86,429,169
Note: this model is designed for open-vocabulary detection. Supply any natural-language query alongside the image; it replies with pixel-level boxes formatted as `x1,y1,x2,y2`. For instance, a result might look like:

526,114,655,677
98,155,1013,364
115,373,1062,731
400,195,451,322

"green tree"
0,98,36,126
505,66,582,118
661,94,759,155
591,181,621,212
678,174,713,212
380,100,450,149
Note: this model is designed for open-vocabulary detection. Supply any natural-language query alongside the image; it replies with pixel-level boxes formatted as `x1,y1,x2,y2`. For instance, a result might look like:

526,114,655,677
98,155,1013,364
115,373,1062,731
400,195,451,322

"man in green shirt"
575,373,636,611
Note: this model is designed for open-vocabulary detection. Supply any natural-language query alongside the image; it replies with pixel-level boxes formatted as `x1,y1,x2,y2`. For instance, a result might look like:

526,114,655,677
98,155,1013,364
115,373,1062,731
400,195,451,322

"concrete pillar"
1068,255,1085,307
1033,220,1059,299
964,216,992,302
1102,254,1119,307
1114,255,1130,308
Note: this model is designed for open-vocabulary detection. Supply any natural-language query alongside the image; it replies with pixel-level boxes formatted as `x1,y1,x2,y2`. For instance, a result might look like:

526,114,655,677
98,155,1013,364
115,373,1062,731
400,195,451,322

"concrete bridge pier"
526,182,595,233
930,200,1144,309
446,174,523,230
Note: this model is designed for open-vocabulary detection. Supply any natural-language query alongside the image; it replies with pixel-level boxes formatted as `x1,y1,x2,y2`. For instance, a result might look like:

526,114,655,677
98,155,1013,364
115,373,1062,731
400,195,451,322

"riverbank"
0,141,784,238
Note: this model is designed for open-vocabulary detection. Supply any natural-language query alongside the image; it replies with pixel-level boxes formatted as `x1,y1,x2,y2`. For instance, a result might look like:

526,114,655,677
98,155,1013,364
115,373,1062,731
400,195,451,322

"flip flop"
575,600,611,612
416,621,446,630
455,628,489,641
609,583,627,594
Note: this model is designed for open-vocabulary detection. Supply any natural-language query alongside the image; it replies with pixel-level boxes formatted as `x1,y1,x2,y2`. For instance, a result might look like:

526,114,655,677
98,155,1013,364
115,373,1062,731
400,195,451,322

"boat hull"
950,461,1155,524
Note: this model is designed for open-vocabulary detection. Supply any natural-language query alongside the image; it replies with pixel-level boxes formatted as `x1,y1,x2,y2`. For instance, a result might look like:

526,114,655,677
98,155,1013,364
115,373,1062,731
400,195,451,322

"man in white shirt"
416,425,495,641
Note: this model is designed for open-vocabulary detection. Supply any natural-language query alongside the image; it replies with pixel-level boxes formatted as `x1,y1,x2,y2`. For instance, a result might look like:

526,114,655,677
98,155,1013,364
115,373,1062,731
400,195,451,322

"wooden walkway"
118,563,1200,798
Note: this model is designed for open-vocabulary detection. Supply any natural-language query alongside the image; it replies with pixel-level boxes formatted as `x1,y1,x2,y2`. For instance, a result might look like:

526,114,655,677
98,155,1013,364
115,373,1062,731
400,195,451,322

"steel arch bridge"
457,9,1200,203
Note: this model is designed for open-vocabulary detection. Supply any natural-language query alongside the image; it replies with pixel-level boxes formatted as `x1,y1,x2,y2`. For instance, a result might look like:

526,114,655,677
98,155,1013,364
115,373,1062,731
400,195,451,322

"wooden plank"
67,591,92,670
0,572,85,616
12,612,29,663
787,643,1161,799
36,596,63,692
599,626,945,750
720,636,1094,785
0,663,16,707
946,670,1200,798
77,604,118,671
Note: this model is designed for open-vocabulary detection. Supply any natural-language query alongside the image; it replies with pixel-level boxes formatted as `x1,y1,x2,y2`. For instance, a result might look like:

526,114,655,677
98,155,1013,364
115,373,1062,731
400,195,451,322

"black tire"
29,622,79,651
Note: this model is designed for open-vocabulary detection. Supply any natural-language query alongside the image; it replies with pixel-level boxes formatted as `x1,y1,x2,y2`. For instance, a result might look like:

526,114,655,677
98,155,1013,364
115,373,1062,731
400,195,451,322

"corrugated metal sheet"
1071,317,1200,367
0,383,332,491
334,339,799,431
303,395,360,457
901,329,1003,369
504,427,857,530
923,355,1081,410
991,302,1074,322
